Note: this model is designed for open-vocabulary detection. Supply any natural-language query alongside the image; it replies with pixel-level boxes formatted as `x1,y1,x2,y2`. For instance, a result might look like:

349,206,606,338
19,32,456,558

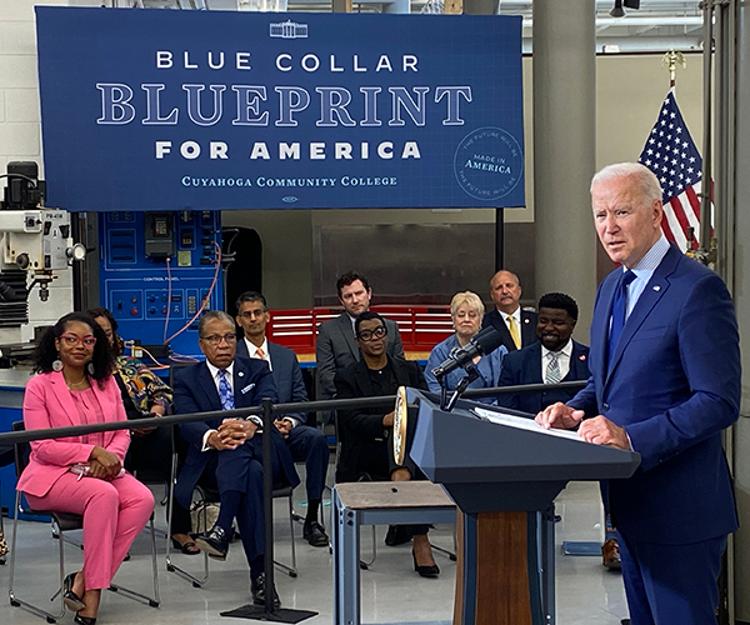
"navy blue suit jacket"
236,339,308,423
496,340,590,414
570,246,740,544
481,308,537,352
173,356,299,507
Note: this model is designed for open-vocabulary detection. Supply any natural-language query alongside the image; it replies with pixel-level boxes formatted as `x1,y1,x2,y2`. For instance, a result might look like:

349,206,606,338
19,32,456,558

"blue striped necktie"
218,369,234,410
607,270,637,370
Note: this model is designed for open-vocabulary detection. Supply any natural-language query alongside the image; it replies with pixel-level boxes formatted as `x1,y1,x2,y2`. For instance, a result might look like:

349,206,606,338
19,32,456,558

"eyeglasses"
59,333,97,348
201,333,237,345
357,326,387,342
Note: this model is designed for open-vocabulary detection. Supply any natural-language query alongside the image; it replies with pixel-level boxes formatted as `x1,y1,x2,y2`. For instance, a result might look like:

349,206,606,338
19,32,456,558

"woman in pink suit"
17,312,154,625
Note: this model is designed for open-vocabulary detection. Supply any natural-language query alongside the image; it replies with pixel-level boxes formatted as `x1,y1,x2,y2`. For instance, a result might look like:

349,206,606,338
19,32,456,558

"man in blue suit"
497,291,589,414
174,310,300,608
235,291,330,547
538,163,740,625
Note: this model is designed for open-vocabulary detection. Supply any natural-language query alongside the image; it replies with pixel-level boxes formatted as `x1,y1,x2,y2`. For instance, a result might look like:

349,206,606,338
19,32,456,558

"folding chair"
8,421,160,623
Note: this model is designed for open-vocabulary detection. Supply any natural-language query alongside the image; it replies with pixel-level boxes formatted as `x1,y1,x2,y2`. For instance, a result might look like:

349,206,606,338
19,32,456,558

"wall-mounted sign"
36,7,524,212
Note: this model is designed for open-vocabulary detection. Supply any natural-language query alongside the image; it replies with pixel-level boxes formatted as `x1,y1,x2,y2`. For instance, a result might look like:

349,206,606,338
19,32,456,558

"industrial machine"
0,162,86,359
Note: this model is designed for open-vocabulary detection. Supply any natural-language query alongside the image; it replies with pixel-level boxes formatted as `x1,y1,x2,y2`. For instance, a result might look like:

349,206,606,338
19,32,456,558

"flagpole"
662,50,685,90
700,0,715,256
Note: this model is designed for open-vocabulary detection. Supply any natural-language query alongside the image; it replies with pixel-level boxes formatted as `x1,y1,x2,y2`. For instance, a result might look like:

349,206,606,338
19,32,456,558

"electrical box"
98,211,223,359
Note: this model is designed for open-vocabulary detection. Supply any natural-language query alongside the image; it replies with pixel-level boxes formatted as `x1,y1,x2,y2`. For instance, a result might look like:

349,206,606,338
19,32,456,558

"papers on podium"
473,406,590,443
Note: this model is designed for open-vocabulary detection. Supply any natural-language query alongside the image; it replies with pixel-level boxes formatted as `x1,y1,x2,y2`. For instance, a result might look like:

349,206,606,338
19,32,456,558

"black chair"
8,421,160,623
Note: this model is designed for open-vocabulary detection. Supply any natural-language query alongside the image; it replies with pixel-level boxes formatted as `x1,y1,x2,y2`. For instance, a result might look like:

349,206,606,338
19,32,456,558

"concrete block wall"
0,0,95,339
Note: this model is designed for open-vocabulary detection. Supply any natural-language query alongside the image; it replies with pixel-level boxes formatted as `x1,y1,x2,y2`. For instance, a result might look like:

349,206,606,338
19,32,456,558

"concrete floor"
0,476,629,625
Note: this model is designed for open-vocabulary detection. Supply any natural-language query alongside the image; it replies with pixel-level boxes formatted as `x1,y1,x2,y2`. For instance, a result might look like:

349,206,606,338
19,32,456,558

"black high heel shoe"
62,572,86,611
74,612,96,625
412,550,440,578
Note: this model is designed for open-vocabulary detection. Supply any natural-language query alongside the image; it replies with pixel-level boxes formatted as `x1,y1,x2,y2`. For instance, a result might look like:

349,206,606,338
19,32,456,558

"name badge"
240,383,256,395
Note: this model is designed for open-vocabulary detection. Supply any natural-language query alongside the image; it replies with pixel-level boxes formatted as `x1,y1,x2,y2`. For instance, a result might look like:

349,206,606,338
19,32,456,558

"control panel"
99,211,223,359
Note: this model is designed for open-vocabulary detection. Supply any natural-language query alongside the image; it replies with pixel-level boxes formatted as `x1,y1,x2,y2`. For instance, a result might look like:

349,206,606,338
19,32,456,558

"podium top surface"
407,388,641,484
334,481,455,511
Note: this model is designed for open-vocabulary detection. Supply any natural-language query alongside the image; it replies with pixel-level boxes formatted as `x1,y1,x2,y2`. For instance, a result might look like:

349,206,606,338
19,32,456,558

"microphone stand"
439,362,480,412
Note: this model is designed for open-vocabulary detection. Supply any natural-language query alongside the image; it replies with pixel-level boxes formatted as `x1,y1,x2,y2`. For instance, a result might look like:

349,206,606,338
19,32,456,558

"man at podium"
537,163,740,625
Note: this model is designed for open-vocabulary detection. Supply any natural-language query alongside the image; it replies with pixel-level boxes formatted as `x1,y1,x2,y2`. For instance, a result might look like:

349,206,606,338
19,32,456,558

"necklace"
66,376,88,389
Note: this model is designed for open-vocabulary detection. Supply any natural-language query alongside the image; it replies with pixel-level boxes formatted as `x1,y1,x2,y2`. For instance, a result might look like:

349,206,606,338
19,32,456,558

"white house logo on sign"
269,20,308,39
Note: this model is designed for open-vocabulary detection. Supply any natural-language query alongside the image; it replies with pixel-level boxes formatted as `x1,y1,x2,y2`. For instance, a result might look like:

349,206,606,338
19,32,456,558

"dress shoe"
171,536,200,555
384,524,411,547
193,525,229,560
62,572,86,611
602,538,622,571
251,573,281,608
412,550,440,578
74,613,96,625
303,521,329,547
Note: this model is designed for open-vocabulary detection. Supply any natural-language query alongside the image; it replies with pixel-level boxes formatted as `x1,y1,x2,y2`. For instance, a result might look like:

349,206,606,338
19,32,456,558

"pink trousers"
26,472,154,591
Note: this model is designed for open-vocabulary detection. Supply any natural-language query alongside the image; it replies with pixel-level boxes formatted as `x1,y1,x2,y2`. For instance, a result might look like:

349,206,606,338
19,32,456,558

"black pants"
125,425,191,536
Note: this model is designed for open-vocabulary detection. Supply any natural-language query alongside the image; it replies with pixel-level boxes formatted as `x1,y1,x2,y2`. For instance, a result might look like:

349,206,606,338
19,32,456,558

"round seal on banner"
454,127,523,201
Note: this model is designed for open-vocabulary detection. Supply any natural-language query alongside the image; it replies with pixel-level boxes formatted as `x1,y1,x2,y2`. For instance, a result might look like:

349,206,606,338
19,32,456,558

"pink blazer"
16,371,131,498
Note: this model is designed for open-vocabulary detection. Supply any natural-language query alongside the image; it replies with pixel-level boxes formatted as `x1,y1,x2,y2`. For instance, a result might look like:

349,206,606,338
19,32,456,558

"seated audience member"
235,291,329,547
88,307,198,555
334,312,439,578
316,271,404,403
496,293,619,569
482,269,537,351
425,291,507,402
17,312,154,625
496,292,589,413
173,311,299,608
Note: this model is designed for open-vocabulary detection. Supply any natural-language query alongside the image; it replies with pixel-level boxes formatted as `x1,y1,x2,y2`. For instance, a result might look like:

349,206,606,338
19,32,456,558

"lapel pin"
579,354,587,361
238,371,244,377
653,285,661,292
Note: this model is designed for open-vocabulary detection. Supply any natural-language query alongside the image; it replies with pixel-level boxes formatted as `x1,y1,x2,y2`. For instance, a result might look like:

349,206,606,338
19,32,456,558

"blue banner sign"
36,7,524,212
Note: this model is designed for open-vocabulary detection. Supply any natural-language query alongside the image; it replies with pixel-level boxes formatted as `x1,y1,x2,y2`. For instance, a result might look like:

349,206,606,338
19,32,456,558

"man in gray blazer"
316,271,404,402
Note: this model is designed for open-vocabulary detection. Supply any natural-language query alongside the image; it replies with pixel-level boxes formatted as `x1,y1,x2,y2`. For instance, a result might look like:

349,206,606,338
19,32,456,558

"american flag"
638,89,710,251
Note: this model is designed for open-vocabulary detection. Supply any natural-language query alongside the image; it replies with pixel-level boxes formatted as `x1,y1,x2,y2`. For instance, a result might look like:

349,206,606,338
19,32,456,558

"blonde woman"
425,291,507,402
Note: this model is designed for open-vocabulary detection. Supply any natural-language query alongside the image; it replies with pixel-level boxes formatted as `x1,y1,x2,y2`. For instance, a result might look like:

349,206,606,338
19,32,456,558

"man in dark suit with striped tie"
496,292,589,414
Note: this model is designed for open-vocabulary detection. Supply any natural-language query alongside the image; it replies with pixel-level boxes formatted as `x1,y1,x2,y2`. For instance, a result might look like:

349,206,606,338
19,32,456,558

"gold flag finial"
662,50,687,87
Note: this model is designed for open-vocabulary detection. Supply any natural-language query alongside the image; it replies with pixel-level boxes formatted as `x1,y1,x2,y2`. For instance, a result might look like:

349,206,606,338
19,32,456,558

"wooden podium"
404,389,640,625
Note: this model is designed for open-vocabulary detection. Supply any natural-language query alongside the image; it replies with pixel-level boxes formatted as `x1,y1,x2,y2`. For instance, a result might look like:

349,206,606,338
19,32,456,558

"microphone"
431,327,505,380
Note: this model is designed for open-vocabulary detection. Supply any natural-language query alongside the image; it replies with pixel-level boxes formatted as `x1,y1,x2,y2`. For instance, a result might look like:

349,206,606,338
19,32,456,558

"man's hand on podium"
578,416,630,450
535,402,584,430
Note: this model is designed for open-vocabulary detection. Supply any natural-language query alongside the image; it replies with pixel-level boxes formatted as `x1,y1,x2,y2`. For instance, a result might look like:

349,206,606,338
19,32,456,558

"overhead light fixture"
610,0,625,18
610,0,640,17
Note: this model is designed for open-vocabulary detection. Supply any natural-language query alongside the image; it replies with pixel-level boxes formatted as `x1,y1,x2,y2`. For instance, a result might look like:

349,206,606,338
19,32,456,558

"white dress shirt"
243,337,297,429
499,306,521,334
243,337,272,371
541,339,573,382
200,361,261,450
205,361,235,396
624,235,671,318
